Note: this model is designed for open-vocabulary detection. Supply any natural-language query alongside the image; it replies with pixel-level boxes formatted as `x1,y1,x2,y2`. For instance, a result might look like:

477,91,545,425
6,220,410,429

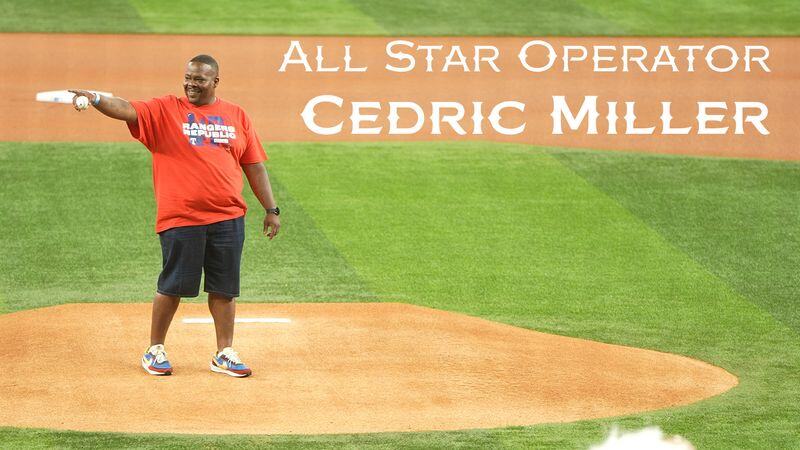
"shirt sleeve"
238,111,268,165
126,97,166,151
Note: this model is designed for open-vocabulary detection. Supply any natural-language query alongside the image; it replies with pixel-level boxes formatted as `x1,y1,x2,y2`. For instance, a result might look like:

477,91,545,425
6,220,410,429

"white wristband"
92,94,101,106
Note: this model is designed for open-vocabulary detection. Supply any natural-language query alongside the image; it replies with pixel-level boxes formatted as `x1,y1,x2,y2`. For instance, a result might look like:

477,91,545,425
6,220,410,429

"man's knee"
207,291,235,301
155,292,181,302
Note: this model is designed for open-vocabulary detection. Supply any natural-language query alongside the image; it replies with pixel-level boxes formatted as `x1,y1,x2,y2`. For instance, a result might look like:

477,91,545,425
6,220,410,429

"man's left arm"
242,162,280,240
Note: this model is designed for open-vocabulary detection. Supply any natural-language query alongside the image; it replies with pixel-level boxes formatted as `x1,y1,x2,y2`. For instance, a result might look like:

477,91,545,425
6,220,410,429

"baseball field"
1,1,799,448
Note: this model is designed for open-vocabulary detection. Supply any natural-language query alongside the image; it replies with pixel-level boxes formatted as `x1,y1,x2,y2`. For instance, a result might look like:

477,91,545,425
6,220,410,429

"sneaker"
141,344,173,376
210,347,252,377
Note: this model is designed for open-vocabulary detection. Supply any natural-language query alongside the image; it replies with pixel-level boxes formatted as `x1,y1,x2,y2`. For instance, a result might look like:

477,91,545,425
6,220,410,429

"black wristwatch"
266,207,280,216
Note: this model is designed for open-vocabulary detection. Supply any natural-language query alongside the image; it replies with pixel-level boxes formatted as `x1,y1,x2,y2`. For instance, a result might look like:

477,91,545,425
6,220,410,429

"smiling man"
69,54,280,378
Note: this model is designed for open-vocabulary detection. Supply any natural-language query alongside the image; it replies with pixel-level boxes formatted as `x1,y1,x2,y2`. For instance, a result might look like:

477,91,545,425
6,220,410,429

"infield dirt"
0,302,737,434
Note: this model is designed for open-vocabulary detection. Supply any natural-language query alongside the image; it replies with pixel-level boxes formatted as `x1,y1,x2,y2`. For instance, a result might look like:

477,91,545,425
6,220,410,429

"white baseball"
75,95,90,110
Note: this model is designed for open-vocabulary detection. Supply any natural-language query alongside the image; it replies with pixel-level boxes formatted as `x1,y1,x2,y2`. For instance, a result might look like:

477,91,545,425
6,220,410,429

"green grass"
130,0,384,35
0,0,147,33
578,0,800,36
1,0,798,35
0,143,370,312
0,423,644,449
554,149,800,334
1,141,798,448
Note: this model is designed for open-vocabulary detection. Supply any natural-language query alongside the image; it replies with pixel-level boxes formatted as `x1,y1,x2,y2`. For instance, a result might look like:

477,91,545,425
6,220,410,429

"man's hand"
242,162,281,240
263,213,280,240
67,89,137,122
68,89,96,111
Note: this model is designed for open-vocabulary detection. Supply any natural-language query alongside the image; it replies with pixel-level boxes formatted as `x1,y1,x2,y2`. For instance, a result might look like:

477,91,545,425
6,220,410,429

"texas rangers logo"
182,113,237,148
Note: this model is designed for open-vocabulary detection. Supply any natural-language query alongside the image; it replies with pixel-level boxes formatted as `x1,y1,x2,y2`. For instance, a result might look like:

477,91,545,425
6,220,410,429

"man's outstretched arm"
242,162,281,240
68,89,137,123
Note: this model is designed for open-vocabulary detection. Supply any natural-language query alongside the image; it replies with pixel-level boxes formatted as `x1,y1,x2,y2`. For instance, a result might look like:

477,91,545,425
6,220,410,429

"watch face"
270,207,280,216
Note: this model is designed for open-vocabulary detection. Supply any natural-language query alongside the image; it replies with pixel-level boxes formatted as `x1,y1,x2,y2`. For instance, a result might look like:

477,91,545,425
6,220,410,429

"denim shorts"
157,216,245,298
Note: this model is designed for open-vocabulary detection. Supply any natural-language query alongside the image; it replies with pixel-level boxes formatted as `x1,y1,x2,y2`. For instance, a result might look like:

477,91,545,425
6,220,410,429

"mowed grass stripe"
241,172,374,303
271,143,771,351
578,0,800,36
349,0,624,36
351,0,800,35
553,149,800,334
1,0,799,35
0,0,149,33
0,423,627,449
0,142,370,311
130,0,386,35
0,142,159,310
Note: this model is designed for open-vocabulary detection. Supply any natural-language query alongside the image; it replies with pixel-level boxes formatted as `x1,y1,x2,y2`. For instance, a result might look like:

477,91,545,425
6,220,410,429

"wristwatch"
266,207,280,216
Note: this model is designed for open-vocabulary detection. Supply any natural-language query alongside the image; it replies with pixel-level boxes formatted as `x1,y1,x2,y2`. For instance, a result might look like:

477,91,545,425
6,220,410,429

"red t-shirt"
127,95,267,233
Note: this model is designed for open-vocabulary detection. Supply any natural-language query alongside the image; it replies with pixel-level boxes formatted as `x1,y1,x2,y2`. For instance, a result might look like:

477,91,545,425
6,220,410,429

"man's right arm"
68,89,137,123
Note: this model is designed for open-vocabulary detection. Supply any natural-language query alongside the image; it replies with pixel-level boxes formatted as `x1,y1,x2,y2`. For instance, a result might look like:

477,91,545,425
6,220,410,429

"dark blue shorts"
157,216,245,298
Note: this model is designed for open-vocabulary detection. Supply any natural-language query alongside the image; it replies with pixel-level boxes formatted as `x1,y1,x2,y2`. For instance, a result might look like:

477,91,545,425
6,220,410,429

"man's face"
183,62,218,106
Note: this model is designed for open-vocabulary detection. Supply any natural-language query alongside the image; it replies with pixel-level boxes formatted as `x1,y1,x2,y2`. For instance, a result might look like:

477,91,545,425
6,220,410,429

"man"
69,54,280,378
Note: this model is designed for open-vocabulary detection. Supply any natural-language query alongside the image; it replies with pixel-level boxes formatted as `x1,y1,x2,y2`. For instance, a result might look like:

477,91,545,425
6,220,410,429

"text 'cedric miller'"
301,96,769,136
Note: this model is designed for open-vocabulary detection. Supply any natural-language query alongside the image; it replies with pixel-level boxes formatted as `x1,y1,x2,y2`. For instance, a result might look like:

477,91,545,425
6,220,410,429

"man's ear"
214,77,220,87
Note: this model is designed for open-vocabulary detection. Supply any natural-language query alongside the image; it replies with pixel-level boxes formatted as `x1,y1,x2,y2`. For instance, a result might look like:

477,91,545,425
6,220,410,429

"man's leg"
208,293,235,351
153,224,206,345
204,217,245,351
150,293,181,345
204,217,252,377
142,224,206,375
142,292,181,375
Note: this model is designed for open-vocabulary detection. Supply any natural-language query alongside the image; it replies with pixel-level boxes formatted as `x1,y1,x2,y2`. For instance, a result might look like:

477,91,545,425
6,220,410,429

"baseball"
75,95,90,110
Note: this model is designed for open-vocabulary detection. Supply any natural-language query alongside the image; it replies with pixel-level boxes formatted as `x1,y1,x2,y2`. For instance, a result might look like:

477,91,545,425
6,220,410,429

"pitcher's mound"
0,302,736,434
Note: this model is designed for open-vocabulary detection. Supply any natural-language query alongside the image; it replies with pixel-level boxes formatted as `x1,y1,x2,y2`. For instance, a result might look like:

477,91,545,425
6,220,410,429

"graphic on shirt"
183,113,237,147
